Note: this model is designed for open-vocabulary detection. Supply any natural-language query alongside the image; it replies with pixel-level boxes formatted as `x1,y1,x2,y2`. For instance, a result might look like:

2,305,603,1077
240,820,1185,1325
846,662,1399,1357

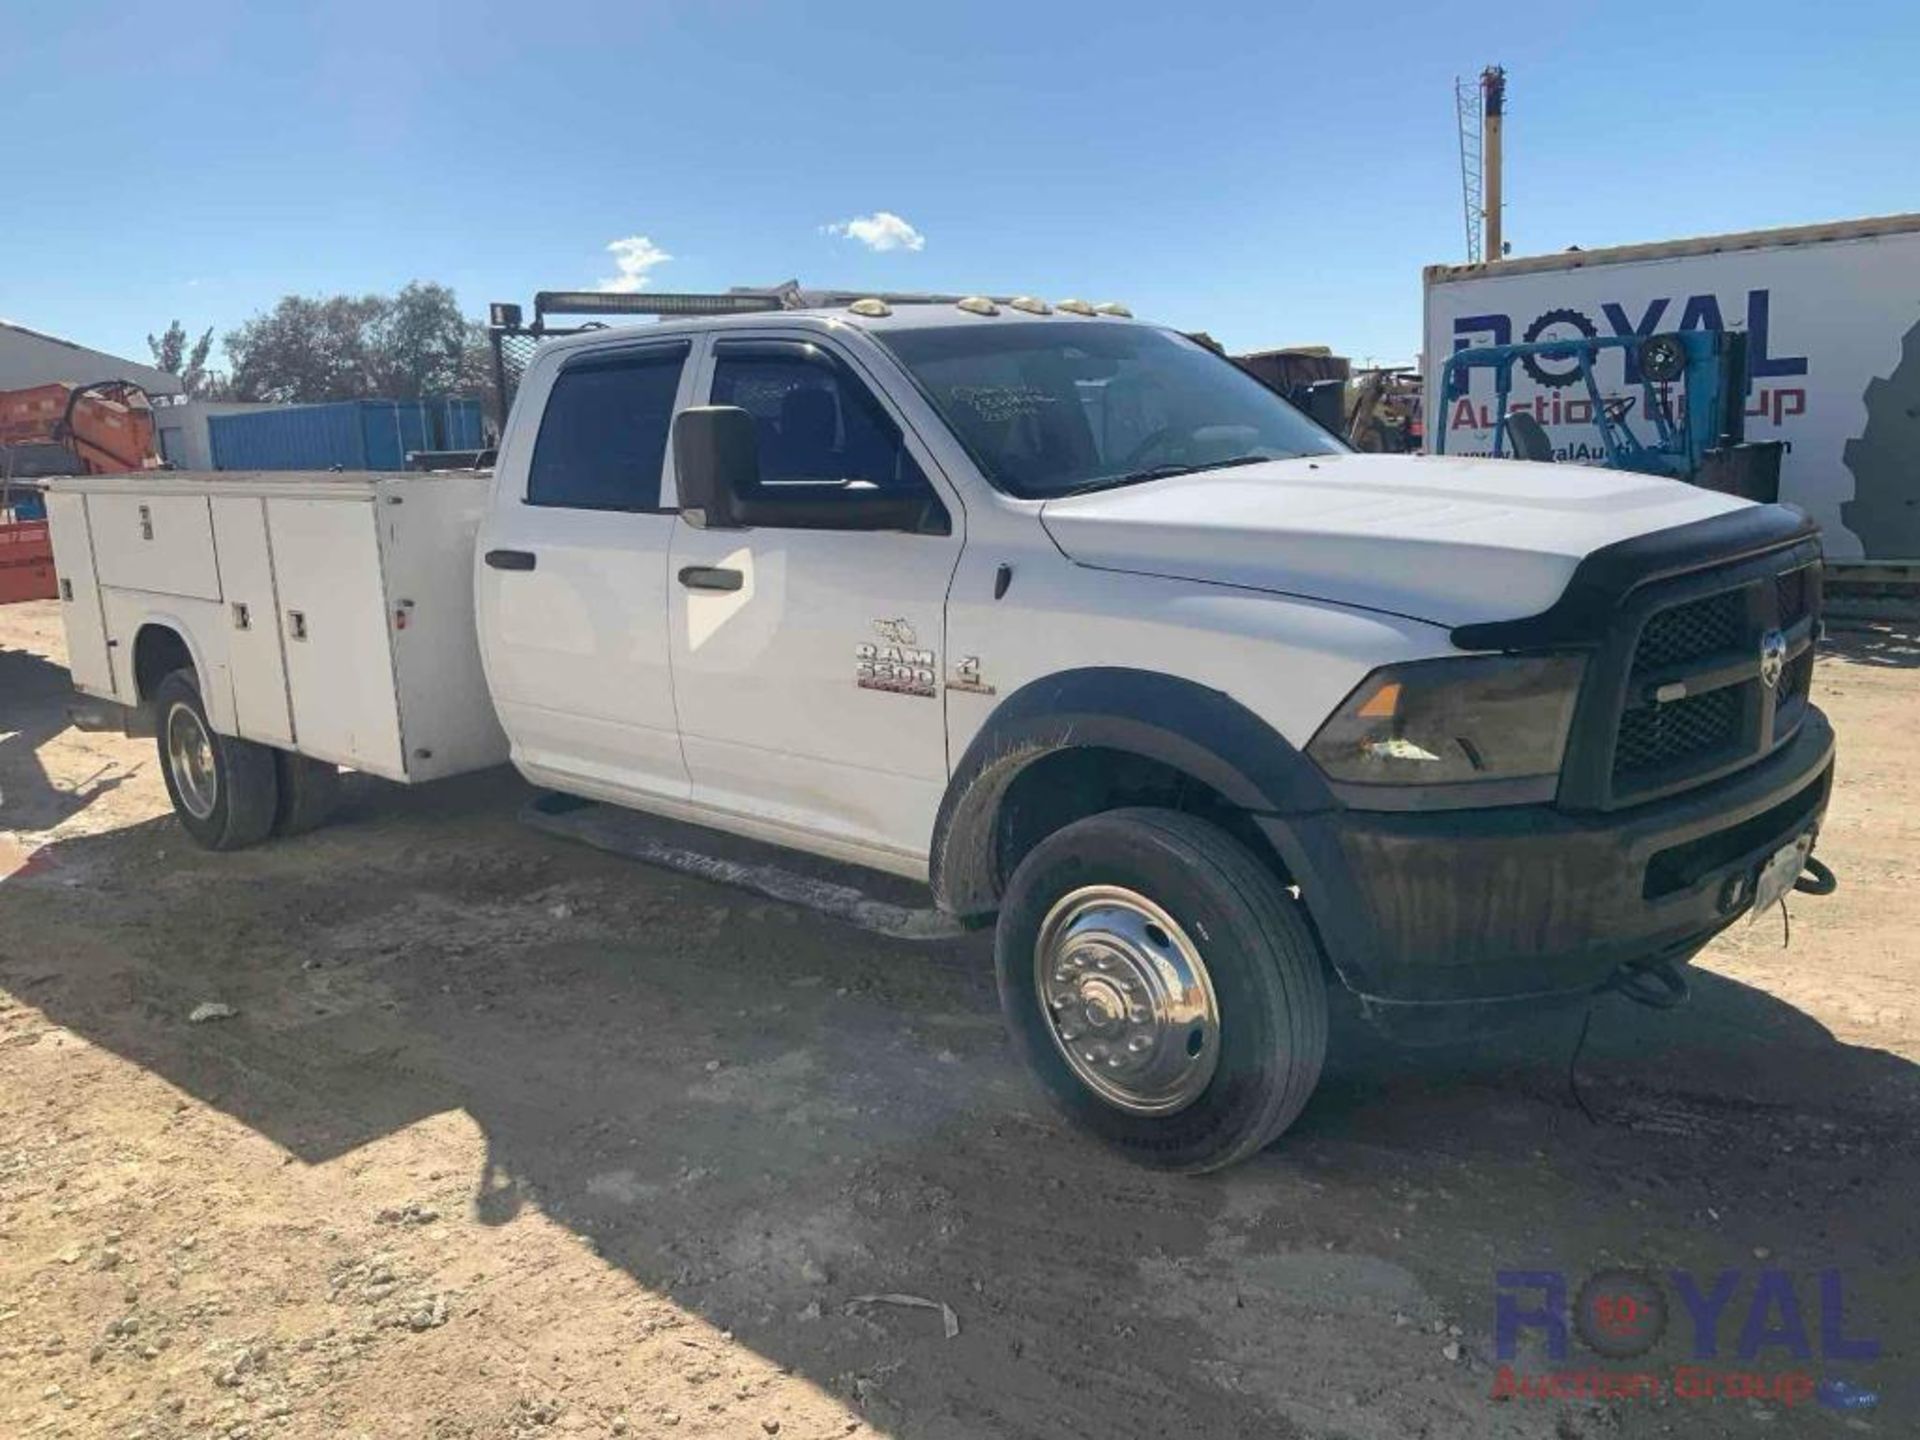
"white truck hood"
1037,453,1750,628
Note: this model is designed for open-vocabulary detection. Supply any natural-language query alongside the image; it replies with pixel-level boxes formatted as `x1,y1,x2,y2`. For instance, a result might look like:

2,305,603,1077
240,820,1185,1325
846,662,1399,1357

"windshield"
877,321,1346,498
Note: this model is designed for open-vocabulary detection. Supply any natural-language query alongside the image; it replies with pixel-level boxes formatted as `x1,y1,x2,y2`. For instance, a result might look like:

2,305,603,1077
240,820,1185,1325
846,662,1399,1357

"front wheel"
154,668,280,851
994,808,1328,1173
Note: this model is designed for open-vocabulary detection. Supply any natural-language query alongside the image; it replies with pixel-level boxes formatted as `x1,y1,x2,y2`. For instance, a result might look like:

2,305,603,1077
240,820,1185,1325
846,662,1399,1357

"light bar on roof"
533,290,787,318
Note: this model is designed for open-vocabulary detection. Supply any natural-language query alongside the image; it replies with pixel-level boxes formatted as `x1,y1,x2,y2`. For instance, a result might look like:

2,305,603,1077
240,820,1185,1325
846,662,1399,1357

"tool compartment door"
44,492,114,696
209,496,294,747
265,496,405,777
88,492,221,600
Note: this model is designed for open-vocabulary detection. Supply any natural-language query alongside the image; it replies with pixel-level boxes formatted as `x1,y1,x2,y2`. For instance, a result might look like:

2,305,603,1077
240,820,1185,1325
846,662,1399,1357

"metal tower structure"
1455,65,1506,264
1455,75,1484,263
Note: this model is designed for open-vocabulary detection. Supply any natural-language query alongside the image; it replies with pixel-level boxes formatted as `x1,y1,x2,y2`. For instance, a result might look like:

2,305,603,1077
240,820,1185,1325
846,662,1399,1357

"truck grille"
1599,558,1821,805
1614,686,1742,777
1632,589,1745,670
1779,650,1814,703
1776,566,1813,625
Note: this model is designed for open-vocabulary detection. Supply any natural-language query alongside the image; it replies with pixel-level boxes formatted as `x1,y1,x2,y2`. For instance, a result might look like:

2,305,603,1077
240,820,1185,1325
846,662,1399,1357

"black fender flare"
930,667,1334,918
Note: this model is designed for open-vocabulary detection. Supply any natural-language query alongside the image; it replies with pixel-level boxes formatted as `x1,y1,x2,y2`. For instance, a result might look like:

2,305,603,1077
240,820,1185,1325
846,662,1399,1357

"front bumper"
1260,706,1834,1014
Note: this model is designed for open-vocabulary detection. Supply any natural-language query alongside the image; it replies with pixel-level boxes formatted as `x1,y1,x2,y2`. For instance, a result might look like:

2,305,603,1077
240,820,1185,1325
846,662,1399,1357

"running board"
519,795,965,943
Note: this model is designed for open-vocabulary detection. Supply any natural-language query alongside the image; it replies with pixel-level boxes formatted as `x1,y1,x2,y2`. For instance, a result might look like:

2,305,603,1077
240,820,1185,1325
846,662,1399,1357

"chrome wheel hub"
165,701,218,821
1034,885,1220,1115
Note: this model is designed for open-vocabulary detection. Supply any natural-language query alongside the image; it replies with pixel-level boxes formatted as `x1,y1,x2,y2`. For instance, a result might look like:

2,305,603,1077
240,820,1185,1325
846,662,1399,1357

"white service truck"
1424,211,1920,564
46,297,1837,1171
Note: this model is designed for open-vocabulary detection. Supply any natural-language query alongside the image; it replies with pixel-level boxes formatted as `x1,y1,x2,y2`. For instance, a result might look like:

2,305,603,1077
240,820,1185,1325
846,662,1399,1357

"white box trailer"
1423,212,1920,564
43,471,508,783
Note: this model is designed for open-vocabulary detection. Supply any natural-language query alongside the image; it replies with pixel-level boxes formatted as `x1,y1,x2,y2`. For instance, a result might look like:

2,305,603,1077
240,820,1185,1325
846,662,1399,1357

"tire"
1638,332,1687,384
153,668,280,851
272,752,341,837
994,807,1328,1173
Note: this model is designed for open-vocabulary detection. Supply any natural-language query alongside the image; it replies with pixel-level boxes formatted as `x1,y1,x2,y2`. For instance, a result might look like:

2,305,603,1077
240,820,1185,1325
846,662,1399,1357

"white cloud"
823,211,925,253
597,235,673,293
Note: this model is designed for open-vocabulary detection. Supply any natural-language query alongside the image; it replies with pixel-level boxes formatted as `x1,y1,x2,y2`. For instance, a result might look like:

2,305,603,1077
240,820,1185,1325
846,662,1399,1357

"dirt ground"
2,596,1915,1440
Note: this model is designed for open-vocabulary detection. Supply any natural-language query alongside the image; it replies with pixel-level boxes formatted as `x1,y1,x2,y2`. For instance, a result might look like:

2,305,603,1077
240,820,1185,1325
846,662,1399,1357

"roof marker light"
1056,298,1097,316
847,297,892,317
956,296,999,316
1093,301,1133,317
1008,296,1051,315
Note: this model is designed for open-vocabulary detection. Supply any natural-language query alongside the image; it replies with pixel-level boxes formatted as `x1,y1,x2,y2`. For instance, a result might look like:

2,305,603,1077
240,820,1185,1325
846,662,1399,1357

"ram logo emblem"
1758,628,1788,690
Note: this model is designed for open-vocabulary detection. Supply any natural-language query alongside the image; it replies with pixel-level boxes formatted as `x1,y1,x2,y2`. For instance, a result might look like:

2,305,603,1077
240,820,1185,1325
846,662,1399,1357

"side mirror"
672,404,945,534
672,405,757,528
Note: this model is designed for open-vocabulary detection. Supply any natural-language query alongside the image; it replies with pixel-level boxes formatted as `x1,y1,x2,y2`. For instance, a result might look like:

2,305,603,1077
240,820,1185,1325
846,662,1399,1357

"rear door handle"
485,549,537,571
678,565,743,592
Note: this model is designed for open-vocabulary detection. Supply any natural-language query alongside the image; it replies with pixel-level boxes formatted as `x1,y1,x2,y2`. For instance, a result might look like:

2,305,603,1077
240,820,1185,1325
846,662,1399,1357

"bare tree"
146,320,226,398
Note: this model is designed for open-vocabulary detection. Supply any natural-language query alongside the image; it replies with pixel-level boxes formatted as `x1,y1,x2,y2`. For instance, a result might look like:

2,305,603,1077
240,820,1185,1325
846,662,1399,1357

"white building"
0,320,182,397
150,399,281,470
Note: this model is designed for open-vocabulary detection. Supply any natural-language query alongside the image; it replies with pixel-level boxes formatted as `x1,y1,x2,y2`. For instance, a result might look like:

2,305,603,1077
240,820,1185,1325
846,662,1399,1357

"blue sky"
4,0,1915,373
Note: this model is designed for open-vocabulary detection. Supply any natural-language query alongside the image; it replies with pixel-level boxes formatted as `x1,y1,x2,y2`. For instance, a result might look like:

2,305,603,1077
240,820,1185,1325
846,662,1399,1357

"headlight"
1306,655,1585,793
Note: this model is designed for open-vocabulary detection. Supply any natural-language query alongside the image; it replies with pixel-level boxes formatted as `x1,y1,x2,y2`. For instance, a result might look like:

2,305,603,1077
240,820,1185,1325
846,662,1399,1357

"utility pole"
1481,65,1506,260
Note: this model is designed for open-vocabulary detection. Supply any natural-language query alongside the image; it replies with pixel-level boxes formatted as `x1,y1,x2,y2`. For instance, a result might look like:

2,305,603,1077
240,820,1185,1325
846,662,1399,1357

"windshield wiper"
1058,453,1275,497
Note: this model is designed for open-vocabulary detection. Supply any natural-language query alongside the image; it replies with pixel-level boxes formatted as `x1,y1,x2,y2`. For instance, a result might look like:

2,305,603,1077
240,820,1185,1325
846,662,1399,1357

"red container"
0,520,58,604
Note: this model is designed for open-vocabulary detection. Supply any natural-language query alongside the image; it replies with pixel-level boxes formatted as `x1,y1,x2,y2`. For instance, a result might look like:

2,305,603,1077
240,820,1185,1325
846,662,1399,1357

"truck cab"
49,296,1836,1173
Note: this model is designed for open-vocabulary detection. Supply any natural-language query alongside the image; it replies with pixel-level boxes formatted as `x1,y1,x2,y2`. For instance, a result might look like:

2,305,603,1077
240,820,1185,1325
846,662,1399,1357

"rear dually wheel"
154,668,280,851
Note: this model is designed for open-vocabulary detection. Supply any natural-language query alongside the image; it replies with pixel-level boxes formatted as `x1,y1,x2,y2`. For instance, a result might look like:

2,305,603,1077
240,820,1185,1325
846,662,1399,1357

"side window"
710,342,931,496
526,344,688,511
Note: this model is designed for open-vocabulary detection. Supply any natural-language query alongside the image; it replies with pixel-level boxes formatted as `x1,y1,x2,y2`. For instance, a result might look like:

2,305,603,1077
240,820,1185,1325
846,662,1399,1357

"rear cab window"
526,342,691,511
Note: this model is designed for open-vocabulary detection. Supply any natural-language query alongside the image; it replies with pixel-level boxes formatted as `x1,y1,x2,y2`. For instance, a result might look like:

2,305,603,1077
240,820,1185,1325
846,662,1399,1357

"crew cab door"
666,334,963,872
477,339,695,800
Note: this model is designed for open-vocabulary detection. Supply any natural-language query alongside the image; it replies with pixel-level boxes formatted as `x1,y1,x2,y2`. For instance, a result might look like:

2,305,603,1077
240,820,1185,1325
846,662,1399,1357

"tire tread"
272,753,341,837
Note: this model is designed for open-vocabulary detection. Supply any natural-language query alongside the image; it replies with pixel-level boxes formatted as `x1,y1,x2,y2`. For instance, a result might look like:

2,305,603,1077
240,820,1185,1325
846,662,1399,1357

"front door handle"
678,565,743,592
485,549,537,571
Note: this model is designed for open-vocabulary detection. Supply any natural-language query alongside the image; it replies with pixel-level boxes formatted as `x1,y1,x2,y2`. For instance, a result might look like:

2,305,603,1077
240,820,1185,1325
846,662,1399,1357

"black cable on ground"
1566,1002,1600,1127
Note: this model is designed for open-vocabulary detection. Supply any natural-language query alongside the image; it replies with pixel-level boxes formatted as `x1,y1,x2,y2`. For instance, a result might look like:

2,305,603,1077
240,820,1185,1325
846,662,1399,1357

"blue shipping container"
207,397,483,471
425,397,486,451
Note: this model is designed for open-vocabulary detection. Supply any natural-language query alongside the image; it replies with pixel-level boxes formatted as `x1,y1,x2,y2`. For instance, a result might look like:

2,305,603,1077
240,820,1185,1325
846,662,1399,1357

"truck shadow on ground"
4,794,1915,1436
0,644,133,835
1823,616,1920,669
